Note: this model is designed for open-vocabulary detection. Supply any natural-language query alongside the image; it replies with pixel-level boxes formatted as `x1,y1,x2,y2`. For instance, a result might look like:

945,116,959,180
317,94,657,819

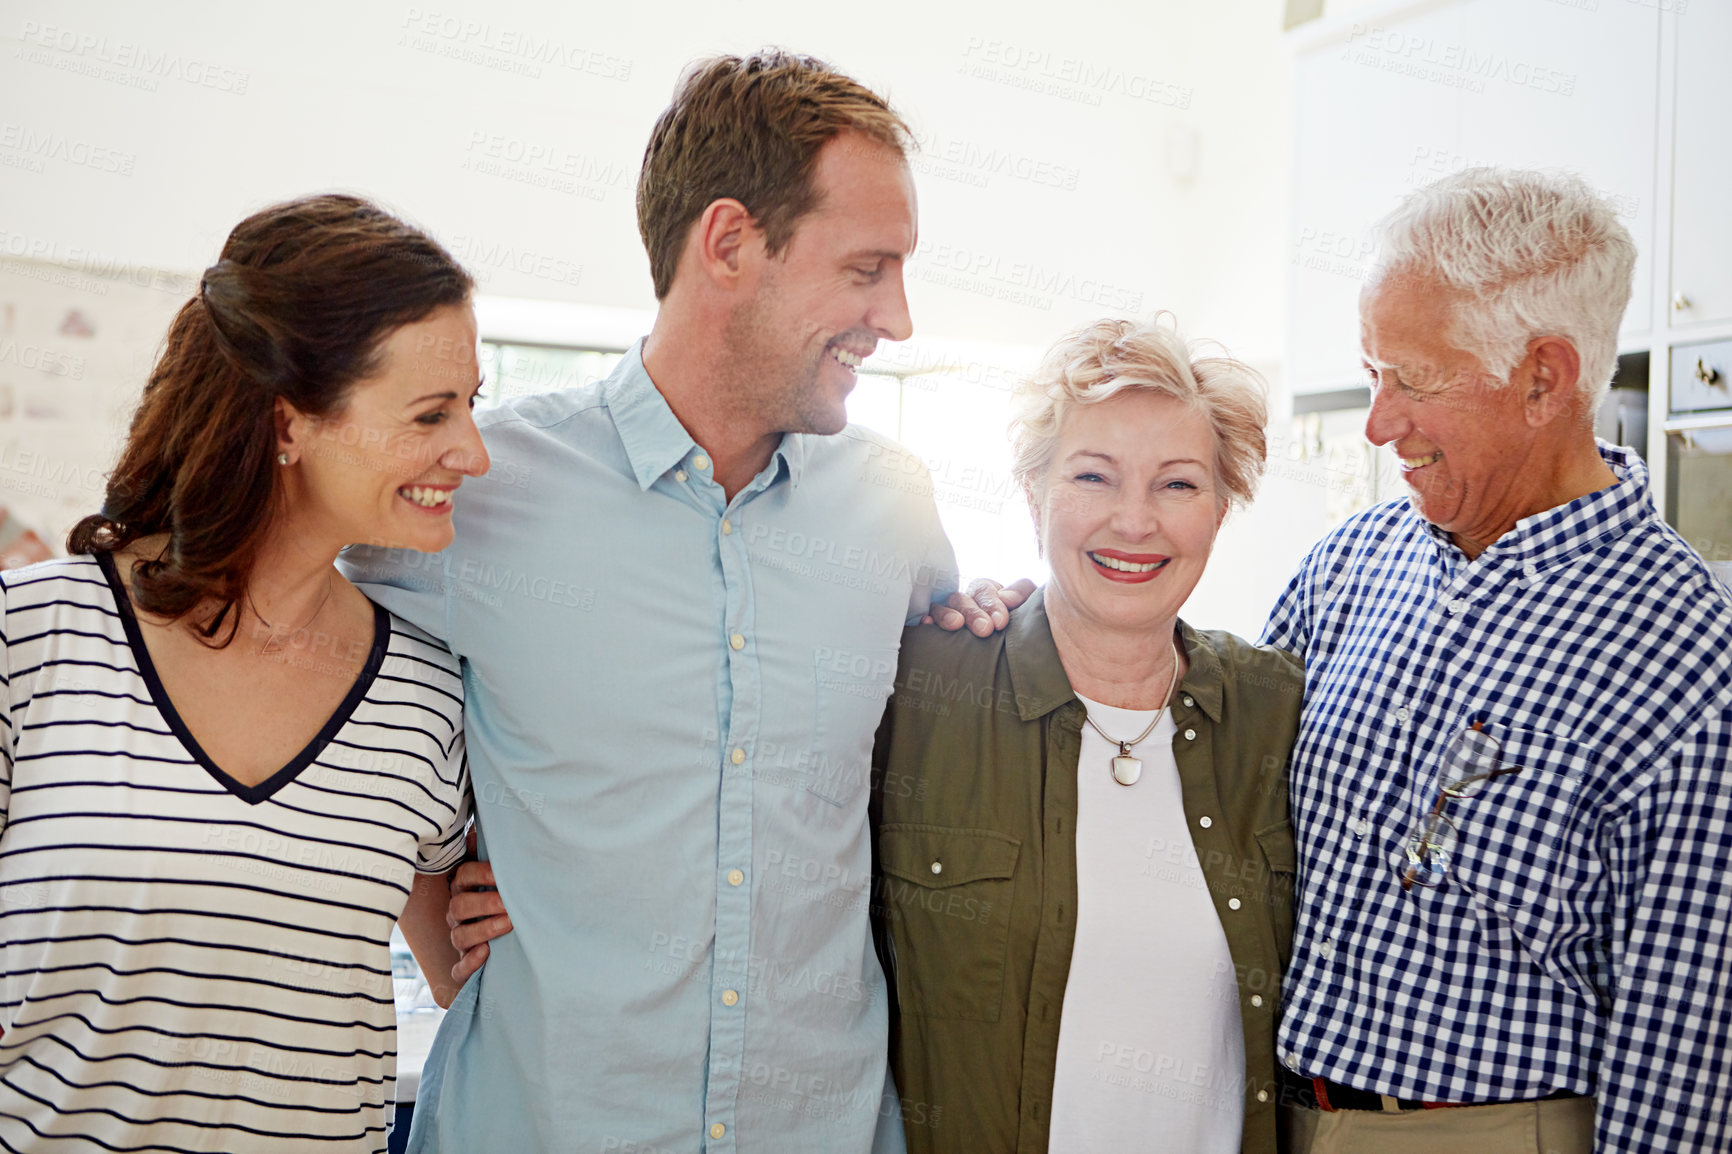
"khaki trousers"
1284,1096,1595,1154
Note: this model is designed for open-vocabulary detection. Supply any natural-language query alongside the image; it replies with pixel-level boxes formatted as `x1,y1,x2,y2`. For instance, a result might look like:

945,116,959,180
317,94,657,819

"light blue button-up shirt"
341,343,957,1154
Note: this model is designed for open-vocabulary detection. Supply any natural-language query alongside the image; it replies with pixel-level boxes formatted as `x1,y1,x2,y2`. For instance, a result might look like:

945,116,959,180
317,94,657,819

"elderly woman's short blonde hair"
1010,314,1268,509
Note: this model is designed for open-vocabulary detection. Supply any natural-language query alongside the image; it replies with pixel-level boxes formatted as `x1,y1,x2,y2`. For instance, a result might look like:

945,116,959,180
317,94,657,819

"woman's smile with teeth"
399,485,454,508
1089,551,1167,573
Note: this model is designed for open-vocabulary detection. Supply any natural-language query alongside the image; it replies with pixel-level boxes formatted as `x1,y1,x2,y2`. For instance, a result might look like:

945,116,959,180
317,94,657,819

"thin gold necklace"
247,575,335,656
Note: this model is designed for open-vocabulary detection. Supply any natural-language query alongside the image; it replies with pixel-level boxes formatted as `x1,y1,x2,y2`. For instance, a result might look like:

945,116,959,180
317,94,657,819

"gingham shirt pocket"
1449,725,1592,943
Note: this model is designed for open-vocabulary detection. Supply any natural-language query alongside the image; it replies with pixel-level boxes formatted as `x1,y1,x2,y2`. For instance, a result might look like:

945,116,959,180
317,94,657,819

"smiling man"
1265,168,1732,1153
338,52,1012,1153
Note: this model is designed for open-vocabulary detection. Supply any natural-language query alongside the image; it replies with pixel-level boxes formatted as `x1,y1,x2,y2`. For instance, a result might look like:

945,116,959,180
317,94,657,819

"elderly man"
342,51,1020,1153
1267,168,1732,1153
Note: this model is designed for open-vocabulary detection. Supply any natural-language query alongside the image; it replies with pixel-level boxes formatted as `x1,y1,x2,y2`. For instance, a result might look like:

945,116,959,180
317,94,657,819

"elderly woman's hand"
925,578,1036,635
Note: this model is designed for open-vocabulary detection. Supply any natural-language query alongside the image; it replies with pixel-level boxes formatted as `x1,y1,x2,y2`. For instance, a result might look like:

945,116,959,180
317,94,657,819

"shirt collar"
1417,439,1654,572
1003,586,1224,724
777,433,806,490
1004,587,1073,721
1175,620,1225,723
604,340,808,492
605,342,695,492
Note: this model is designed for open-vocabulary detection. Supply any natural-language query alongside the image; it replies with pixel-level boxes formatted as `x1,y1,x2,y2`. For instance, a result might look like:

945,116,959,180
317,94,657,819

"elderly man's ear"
1521,335,1585,428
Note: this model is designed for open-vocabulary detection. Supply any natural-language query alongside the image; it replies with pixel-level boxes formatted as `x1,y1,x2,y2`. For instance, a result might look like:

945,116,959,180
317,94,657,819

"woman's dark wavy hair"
67,193,473,645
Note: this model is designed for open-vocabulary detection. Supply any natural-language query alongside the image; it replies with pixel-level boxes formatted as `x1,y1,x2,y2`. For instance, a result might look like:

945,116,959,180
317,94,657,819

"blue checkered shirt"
1262,442,1732,1151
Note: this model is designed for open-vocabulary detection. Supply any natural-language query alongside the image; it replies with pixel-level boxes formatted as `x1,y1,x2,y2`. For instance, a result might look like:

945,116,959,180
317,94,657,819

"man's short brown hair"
636,50,911,300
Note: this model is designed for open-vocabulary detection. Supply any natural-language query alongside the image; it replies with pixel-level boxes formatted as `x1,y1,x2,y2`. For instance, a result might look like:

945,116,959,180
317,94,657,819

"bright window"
478,342,623,408
847,368,1046,591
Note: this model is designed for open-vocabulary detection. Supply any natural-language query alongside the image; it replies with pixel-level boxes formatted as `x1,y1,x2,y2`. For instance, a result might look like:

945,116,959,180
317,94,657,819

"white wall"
0,0,1295,354
0,0,1326,638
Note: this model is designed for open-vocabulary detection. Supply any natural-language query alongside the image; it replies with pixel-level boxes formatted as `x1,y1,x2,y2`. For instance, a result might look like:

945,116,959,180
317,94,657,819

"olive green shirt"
871,589,1303,1153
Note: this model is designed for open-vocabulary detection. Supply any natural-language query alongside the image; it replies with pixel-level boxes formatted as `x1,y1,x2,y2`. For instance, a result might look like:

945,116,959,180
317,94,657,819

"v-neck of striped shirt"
96,550,388,805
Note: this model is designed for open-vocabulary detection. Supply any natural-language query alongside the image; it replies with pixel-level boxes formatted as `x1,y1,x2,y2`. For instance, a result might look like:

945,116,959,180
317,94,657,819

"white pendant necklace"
1081,635,1181,787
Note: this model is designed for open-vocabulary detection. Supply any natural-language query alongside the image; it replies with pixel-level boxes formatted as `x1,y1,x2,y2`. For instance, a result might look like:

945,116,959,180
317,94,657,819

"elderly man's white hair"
1369,167,1636,417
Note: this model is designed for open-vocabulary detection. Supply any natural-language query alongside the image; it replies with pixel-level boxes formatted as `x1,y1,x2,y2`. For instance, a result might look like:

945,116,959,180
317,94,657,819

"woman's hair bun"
199,259,295,394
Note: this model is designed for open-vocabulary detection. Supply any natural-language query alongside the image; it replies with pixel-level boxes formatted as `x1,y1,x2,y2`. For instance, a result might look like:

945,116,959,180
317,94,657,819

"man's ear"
1521,335,1584,428
687,197,761,290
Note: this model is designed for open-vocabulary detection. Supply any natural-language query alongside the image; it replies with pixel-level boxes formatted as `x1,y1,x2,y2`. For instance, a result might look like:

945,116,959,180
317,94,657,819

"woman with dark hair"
0,194,488,1151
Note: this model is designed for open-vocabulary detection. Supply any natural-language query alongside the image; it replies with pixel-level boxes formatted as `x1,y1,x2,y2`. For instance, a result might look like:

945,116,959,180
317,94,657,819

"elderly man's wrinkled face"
1034,390,1226,634
1361,276,1537,548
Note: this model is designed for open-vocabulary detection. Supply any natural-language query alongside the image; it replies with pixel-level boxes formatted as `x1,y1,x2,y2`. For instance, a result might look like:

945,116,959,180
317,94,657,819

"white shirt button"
1183,728,1197,741
1448,598,1467,614
721,989,739,1007
731,748,745,765
1228,897,1242,910
727,869,744,886
1394,707,1410,724
1182,694,1195,708
1251,994,1264,1008
710,1123,725,1140
1354,818,1372,837
1285,1052,1300,1071
674,469,689,483
721,519,732,535
1257,1089,1270,1102
1319,940,1334,959
694,455,711,471
930,861,943,875
729,633,745,650
1198,816,1212,829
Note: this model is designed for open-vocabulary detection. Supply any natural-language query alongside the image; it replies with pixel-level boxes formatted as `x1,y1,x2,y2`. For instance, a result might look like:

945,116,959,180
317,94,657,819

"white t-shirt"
1047,695,1245,1154
0,555,470,1152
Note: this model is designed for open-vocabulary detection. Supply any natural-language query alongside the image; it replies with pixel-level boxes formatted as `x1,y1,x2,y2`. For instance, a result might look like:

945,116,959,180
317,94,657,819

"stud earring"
278,453,290,466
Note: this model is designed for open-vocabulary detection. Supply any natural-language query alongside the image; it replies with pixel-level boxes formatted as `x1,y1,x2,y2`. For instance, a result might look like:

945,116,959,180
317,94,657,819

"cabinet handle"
1696,358,1722,386
1673,292,1693,312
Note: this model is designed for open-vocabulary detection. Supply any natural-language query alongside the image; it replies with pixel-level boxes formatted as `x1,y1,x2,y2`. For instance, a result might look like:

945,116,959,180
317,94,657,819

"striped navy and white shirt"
0,553,469,1153
1263,443,1732,1152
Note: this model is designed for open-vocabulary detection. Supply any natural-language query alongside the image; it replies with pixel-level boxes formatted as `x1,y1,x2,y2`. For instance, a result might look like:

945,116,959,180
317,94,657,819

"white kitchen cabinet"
1670,0,1732,330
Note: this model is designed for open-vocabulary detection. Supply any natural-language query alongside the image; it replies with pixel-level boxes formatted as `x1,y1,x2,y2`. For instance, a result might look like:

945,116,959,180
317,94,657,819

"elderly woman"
0,195,487,1150
872,315,1302,1154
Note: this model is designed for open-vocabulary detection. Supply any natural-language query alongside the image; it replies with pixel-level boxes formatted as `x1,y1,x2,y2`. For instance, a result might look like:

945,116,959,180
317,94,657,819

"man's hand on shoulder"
924,577,1036,635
